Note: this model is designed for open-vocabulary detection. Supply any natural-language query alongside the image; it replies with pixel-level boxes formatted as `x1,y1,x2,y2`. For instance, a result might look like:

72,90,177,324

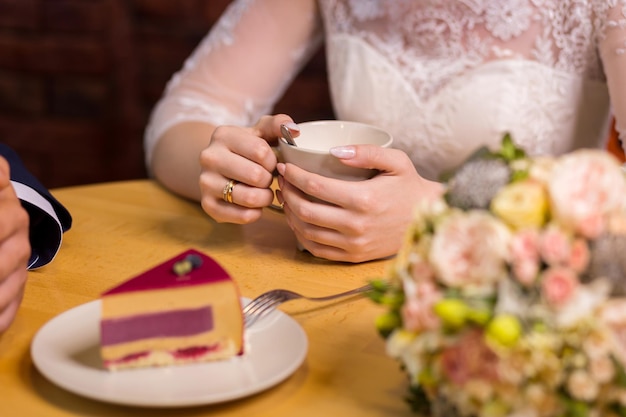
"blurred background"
1,0,621,190
0,0,333,189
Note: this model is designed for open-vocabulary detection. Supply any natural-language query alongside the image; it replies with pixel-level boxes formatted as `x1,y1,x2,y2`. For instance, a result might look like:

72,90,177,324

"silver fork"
243,283,373,328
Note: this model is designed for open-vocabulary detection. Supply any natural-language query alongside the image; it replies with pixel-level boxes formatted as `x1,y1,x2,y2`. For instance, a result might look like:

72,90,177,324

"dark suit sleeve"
0,144,72,269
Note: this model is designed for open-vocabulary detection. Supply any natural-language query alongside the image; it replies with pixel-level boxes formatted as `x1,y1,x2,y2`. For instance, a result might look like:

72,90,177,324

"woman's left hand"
0,156,30,333
276,145,443,263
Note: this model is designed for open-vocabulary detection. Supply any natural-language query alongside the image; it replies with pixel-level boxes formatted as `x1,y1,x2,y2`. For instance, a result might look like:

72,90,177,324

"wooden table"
0,180,413,417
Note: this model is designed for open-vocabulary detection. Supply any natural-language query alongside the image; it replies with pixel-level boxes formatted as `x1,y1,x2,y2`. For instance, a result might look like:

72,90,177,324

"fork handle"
307,283,373,301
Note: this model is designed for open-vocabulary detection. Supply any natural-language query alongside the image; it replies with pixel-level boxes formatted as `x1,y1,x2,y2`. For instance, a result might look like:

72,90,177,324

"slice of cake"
99,249,244,370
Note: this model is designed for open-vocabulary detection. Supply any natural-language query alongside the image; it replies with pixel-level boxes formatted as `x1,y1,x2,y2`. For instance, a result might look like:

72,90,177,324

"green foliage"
405,384,432,415
497,132,526,162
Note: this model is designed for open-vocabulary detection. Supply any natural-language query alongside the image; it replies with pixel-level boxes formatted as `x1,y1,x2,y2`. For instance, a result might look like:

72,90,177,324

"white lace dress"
145,0,626,181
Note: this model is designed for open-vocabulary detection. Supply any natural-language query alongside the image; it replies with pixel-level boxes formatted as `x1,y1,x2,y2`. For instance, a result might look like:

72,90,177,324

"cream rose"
429,211,511,288
491,180,548,230
548,150,626,239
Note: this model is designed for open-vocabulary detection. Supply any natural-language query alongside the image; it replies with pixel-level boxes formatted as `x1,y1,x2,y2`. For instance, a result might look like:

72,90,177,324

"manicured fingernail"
284,122,299,132
330,146,356,159
277,162,286,175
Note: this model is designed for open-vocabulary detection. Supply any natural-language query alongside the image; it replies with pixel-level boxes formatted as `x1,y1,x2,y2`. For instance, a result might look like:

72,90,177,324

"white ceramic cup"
278,120,393,181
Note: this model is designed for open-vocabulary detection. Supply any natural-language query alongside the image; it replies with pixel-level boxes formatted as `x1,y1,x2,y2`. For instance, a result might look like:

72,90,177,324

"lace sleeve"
597,1,626,144
144,0,323,166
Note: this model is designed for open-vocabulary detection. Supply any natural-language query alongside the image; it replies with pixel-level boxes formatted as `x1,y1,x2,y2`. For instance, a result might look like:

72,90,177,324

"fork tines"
243,293,285,327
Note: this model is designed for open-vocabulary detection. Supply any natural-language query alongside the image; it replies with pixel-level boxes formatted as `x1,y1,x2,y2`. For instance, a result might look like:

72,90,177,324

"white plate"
31,299,308,407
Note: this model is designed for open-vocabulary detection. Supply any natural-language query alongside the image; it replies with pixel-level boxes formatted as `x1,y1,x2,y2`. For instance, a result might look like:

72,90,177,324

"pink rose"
577,214,605,239
512,259,539,286
538,225,571,266
410,258,436,283
402,281,441,332
440,329,499,385
548,150,626,239
568,238,590,273
541,267,579,307
510,229,540,285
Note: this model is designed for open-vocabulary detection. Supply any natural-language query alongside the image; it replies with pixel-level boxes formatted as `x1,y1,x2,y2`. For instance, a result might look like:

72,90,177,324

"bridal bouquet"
370,135,626,417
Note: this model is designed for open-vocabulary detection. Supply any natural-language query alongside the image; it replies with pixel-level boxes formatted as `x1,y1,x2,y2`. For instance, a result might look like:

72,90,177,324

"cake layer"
101,306,213,346
101,280,238,319
101,330,238,360
103,342,240,371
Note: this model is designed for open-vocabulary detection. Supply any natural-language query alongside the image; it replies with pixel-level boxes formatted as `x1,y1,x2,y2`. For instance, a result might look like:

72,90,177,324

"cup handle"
269,199,284,212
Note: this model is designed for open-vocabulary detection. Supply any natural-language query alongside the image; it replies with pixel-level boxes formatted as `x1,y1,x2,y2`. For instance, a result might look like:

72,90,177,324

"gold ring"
222,179,236,203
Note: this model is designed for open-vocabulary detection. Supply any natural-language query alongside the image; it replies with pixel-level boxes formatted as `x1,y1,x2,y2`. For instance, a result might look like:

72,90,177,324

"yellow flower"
490,180,548,230
486,314,522,347
433,298,468,328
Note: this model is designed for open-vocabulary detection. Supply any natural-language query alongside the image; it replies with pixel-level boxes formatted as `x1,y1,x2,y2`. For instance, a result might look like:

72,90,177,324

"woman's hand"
199,114,297,224
276,145,444,263
0,156,30,333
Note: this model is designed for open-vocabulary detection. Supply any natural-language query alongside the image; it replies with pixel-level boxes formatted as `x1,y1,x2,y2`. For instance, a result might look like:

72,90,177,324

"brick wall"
0,0,333,188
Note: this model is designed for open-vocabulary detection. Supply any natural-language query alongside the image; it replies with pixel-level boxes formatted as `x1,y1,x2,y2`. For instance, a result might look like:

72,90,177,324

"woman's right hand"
199,114,297,224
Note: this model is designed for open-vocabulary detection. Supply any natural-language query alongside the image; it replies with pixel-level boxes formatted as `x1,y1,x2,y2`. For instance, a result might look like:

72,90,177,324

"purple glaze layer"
101,306,213,346
102,249,231,295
